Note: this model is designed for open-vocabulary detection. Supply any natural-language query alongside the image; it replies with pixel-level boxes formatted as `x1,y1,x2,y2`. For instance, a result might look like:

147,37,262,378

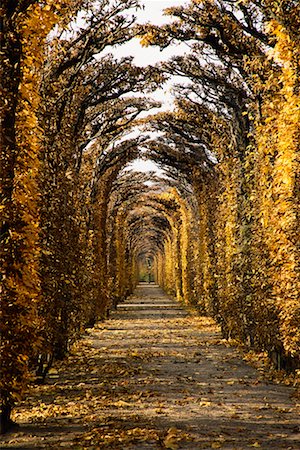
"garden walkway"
1,284,299,449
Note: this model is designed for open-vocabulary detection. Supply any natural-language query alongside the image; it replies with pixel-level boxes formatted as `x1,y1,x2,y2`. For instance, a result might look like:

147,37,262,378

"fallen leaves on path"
1,286,300,449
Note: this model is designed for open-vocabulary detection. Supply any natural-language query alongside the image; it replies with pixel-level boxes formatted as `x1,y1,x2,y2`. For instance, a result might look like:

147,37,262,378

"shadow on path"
1,285,299,449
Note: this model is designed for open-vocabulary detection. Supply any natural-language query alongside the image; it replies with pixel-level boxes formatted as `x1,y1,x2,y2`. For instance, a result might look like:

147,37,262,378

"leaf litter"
1,285,299,449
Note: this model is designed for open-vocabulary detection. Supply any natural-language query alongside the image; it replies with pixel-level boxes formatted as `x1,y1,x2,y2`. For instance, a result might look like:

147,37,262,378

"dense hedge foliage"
1,0,299,432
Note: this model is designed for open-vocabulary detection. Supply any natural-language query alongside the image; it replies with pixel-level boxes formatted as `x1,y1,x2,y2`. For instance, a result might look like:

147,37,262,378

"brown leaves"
163,427,193,449
2,0,300,437
82,423,160,448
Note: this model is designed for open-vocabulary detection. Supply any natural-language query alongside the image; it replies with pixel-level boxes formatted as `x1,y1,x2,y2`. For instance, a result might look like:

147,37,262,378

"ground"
1,285,299,449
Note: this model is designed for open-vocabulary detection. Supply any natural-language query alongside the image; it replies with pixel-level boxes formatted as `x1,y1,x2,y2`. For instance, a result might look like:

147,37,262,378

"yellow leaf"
164,437,179,450
164,428,179,450
211,442,222,449
199,401,212,407
114,400,131,408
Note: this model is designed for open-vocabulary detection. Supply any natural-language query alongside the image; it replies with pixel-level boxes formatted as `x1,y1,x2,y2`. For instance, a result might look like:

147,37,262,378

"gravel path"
1,284,299,449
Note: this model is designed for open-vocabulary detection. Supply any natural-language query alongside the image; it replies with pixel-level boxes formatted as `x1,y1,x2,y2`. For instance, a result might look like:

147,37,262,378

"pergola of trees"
1,0,299,433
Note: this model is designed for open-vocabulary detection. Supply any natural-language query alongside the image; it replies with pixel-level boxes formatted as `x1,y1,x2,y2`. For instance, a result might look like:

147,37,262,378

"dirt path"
1,284,299,449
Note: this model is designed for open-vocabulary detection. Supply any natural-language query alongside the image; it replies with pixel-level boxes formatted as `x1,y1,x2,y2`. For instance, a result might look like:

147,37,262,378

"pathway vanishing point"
1,285,299,449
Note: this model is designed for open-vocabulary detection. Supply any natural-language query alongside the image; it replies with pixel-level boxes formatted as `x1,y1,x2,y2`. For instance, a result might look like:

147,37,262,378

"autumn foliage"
138,0,300,365
1,0,299,433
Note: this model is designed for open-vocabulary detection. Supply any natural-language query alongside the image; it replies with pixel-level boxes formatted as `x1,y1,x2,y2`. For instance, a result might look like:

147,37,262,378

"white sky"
112,0,188,67
110,0,188,173
102,0,189,112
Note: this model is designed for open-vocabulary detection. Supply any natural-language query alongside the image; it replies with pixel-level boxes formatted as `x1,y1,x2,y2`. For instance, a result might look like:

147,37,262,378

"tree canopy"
1,0,299,433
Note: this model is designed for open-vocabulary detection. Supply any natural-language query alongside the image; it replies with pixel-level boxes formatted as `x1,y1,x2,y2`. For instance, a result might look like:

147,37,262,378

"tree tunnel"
1,0,299,433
